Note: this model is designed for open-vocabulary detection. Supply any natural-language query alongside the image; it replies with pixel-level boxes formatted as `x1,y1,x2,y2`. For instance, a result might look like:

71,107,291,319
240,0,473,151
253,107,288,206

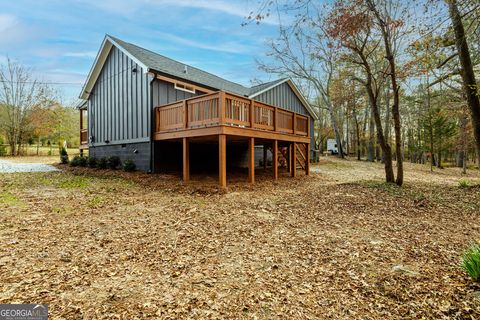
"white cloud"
75,0,279,24
0,14,17,32
63,51,97,58
0,14,39,47
154,32,254,54
153,0,279,25
73,0,143,16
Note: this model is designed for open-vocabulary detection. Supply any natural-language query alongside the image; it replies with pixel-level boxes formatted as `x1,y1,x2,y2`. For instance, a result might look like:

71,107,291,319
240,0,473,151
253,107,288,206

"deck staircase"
267,144,308,171
295,143,307,170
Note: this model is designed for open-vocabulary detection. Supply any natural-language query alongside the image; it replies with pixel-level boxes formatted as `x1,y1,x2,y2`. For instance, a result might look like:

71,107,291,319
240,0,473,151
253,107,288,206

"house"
78,35,317,187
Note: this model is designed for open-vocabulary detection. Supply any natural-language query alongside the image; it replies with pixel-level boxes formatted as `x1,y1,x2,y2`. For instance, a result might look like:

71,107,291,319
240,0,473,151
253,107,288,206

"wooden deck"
154,91,311,187
154,91,310,143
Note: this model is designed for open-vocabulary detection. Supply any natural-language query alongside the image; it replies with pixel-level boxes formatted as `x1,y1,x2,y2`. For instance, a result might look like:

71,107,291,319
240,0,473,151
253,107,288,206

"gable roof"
79,35,318,119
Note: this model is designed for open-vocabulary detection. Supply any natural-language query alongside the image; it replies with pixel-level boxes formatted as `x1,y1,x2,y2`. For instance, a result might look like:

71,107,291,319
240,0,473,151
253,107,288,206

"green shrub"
60,155,69,164
461,243,480,282
459,180,471,188
87,157,98,168
98,157,108,169
123,159,136,172
69,155,82,167
0,137,7,156
78,156,87,167
60,147,69,164
107,156,121,169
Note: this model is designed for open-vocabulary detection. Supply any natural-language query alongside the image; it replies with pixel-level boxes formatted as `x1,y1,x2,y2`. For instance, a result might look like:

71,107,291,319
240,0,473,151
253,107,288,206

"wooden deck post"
248,137,255,183
292,112,296,135
80,108,84,131
79,109,84,156
291,142,297,177
273,140,278,180
183,100,188,129
219,92,226,125
249,99,255,128
183,137,189,182
288,144,292,174
274,107,278,132
263,144,267,170
306,143,310,176
219,134,227,188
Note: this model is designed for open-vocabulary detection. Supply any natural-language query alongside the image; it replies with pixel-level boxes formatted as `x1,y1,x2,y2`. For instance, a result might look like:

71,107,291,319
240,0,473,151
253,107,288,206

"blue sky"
0,0,281,105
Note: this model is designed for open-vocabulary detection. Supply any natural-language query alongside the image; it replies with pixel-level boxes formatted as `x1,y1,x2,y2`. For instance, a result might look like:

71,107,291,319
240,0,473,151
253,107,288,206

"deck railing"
155,91,309,137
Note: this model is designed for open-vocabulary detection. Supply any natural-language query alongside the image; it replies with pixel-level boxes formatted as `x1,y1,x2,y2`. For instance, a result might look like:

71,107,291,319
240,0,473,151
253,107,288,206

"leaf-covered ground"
0,157,479,319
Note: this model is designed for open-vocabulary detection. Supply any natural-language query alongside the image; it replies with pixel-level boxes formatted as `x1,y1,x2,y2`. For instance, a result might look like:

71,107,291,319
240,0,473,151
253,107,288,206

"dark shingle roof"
109,36,250,96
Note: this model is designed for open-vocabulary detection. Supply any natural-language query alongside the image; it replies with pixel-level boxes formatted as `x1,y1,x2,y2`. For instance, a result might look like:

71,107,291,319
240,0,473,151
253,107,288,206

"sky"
0,0,281,106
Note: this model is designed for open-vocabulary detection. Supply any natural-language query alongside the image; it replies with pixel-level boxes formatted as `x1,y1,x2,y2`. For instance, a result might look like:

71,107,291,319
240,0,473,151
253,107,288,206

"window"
174,83,196,94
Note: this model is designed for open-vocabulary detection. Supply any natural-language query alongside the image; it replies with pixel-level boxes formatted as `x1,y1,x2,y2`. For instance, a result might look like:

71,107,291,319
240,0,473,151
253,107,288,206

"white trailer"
327,139,339,155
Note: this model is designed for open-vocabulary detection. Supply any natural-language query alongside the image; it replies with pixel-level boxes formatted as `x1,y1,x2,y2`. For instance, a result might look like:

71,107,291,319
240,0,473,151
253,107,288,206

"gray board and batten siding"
88,46,151,147
152,79,203,107
87,46,152,171
252,81,315,146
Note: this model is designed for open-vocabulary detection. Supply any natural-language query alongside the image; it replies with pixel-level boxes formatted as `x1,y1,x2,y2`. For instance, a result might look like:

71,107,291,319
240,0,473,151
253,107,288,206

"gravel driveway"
0,159,59,173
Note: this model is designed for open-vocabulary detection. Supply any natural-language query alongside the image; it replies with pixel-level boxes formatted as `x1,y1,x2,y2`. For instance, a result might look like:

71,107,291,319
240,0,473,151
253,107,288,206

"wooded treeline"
0,59,79,156
252,0,480,184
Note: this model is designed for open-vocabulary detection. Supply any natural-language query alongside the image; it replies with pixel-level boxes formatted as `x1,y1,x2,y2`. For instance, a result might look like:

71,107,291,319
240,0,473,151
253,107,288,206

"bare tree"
327,1,396,182
257,3,345,158
0,59,50,156
365,0,408,185
447,0,480,168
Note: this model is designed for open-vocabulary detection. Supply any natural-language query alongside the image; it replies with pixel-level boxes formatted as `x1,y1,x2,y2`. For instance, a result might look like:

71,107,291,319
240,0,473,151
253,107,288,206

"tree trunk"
346,105,350,156
327,101,345,158
367,0,403,186
9,141,15,156
367,108,375,162
352,105,361,161
448,0,480,169
365,76,394,182
437,143,442,169
384,79,391,155
459,108,468,173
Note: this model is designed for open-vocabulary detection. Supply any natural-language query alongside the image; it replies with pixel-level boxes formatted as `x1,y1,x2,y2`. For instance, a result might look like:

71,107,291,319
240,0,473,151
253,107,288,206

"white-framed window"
174,82,196,94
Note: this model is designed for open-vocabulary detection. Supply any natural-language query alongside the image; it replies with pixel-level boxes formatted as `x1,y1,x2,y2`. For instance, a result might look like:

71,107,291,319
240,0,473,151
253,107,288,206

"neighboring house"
78,35,317,186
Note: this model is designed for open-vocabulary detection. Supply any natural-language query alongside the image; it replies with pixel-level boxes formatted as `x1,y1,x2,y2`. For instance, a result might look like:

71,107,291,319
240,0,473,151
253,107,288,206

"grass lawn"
1,145,81,157
0,158,479,318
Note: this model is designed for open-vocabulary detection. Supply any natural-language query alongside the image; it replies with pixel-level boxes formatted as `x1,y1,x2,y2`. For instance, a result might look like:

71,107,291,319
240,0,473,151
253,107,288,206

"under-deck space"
154,91,311,187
